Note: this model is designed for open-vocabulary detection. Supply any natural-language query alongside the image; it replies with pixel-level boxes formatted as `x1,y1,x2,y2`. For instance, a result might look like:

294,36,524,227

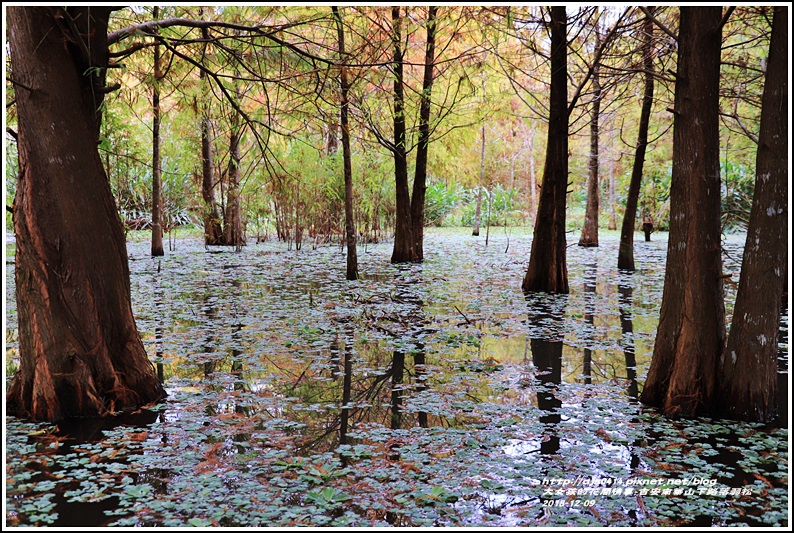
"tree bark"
6,7,165,420
223,109,245,248
640,7,724,418
578,29,601,247
150,6,164,257
333,6,358,280
410,5,438,261
618,14,655,270
390,7,416,263
719,6,787,423
522,6,569,294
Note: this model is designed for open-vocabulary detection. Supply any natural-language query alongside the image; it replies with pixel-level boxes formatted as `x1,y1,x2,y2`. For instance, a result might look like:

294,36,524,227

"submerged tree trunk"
618,14,655,270
410,5,437,261
390,7,416,263
199,29,223,246
640,7,724,418
6,6,165,420
719,6,787,423
150,6,164,257
578,29,601,247
333,6,358,280
523,6,569,294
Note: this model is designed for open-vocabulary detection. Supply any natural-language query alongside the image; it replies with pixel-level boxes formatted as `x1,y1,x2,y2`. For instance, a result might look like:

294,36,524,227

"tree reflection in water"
525,293,567,456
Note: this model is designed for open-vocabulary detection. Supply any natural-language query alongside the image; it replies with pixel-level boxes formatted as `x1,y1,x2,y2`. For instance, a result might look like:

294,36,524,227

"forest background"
3,4,764,247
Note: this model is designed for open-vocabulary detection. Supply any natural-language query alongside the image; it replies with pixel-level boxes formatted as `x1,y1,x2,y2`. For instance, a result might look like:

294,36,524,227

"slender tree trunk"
6,7,165,420
224,125,244,248
528,123,537,221
390,7,415,263
150,6,164,257
578,29,601,247
333,6,358,280
618,14,655,270
324,121,339,155
523,6,569,294
473,120,485,236
410,5,437,261
199,28,223,245
607,138,617,230
640,7,724,418
719,6,787,423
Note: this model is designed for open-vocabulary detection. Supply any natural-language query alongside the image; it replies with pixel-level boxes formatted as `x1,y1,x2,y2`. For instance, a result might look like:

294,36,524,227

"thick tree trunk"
333,6,358,280
6,7,165,420
578,30,601,247
410,6,437,262
151,9,164,257
223,125,245,249
618,14,655,270
199,29,223,246
523,6,569,294
200,114,223,245
719,6,787,423
390,7,416,263
640,7,724,418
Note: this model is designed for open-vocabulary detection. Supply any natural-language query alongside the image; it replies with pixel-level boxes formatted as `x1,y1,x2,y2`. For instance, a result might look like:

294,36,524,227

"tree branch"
568,7,630,116
108,17,333,65
638,6,677,42
720,6,736,28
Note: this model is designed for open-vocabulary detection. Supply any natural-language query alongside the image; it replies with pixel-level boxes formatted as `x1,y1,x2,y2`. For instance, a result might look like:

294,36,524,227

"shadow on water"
6,409,162,527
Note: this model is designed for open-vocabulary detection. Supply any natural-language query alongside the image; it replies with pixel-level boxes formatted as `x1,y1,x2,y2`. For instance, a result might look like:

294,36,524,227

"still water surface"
4,230,789,526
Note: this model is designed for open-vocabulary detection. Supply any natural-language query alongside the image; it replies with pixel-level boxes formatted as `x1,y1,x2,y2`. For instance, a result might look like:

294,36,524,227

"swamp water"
4,230,789,527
